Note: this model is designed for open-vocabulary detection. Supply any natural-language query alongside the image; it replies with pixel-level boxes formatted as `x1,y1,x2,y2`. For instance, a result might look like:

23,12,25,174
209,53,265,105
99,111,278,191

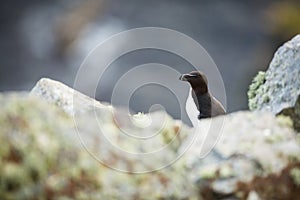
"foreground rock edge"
0,76,299,199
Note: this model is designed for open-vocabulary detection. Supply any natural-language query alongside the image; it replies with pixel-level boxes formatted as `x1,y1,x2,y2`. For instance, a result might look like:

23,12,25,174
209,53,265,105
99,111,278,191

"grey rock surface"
1,78,300,199
248,35,300,130
30,78,109,116
183,112,300,199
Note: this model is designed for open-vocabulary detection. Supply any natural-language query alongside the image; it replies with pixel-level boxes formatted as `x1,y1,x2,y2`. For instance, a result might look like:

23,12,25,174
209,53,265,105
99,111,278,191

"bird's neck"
191,90,212,119
190,83,208,94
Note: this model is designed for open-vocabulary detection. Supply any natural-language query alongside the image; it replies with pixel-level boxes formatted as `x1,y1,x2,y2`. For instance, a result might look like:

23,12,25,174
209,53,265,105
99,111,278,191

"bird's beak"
179,74,197,81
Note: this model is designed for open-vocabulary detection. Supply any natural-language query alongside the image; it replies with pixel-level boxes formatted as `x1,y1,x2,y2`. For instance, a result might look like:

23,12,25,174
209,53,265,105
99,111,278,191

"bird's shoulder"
210,95,226,116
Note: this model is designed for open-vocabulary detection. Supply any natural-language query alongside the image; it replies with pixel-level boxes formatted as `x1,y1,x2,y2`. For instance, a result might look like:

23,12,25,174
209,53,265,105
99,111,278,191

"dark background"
1,0,299,125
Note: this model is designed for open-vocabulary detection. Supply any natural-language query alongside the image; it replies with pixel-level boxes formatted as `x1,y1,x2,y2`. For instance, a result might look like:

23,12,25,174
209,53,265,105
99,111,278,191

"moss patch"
248,71,266,110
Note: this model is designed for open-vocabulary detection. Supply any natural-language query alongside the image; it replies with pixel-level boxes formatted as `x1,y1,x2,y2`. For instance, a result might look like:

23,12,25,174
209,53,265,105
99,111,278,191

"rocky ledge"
1,35,300,200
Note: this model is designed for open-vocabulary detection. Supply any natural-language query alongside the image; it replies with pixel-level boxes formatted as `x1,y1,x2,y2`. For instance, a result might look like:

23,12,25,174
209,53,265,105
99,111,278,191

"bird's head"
179,71,208,93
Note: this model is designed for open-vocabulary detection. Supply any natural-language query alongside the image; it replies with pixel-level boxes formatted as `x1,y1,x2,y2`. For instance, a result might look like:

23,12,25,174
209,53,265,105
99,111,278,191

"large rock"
30,78,191,166
0,94,196,200
0,78,299,199
183,112,300,199
30,78,109,115
248,35,300,130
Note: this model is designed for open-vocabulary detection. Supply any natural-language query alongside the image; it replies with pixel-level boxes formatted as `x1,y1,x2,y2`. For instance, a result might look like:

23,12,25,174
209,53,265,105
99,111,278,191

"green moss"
248,99,258,110
248,71,266,110
290,167,300,186
263,95,270,103
1,163,27,192
199,167,217,179
276,115,294,128
219,164,234,178
198,164,220,179
265,134,284,144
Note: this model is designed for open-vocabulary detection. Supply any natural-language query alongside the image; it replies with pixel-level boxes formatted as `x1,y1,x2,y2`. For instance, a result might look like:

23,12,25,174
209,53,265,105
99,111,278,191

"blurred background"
1,0,300,125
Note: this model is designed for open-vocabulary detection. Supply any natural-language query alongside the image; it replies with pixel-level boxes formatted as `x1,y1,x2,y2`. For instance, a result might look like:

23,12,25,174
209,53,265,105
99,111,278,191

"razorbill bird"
179,71,225,125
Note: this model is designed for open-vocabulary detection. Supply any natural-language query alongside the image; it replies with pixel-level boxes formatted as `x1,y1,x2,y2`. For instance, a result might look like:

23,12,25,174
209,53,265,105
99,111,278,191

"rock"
182,112,300,199
248,35,300,130
1,77,300,199
0,93,196,199
30,78,190,155
0,94,83,199
30,78,110,115
247,191,261,200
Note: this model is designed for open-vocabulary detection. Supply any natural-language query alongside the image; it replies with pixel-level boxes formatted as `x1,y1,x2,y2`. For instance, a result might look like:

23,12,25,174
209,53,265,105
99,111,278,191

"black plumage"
179,71,225,119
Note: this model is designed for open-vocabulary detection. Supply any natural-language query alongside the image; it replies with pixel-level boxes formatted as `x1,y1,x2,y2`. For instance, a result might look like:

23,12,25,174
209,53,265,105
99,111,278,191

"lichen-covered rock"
0,94,92,199
0,93,196,199
248,35,300,130
182,112,300,199
30,78,192,172
2,77,300,199
248,71,266,110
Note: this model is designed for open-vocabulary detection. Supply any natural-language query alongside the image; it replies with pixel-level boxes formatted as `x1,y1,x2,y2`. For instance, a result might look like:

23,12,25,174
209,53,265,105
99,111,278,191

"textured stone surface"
30,78,110,115
1,77,300,199
248,35,300,130
30,79,191,172
182,112,300,199
0,94,195,200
